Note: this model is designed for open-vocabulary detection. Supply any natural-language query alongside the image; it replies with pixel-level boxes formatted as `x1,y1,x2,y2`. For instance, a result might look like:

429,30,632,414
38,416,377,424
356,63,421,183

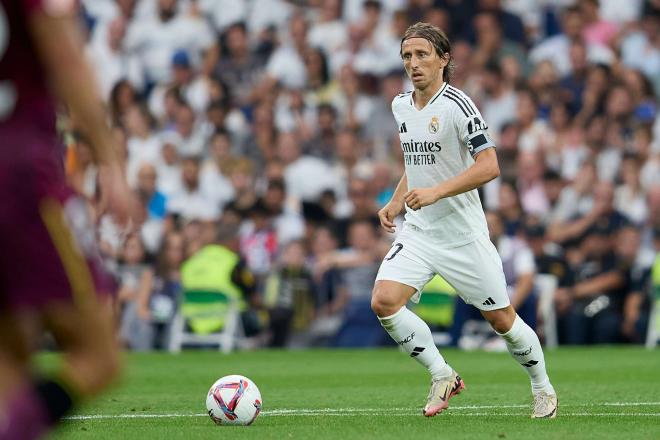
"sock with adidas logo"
378,306,453,380
497,314,555,395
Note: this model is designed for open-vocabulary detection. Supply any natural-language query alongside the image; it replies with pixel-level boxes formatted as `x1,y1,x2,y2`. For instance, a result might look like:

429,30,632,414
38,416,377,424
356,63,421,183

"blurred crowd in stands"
65,0,660,350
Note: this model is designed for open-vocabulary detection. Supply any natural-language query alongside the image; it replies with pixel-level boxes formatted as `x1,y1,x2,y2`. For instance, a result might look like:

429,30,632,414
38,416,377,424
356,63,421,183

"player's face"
401,38,447,90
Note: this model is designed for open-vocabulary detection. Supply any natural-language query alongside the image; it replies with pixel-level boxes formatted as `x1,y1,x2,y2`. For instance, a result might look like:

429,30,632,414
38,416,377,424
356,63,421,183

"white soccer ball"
206,375,262,426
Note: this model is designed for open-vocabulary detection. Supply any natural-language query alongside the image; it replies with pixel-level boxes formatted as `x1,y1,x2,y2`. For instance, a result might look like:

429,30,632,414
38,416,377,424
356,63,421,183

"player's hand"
98,162,138,226
404,187,441,211
378,200,404,233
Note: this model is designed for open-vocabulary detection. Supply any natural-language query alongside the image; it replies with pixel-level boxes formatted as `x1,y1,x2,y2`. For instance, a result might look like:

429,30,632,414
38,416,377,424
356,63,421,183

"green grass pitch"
48,347,660,439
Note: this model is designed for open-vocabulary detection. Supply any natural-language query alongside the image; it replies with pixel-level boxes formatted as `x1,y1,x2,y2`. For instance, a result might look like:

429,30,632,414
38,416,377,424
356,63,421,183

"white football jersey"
392,82,496,246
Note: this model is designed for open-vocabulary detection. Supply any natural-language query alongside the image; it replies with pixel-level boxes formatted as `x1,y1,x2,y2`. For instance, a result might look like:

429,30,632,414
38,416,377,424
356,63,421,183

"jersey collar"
411,82,448,111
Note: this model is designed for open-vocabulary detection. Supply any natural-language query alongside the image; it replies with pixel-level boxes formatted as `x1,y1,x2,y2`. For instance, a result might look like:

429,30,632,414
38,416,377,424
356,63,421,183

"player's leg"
372,230,464,416
0,194,121,439
434,235,556,418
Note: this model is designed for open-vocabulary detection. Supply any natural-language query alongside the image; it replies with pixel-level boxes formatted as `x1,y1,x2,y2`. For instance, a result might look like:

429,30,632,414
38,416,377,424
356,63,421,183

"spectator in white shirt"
167,156,219,221
87,16,144,99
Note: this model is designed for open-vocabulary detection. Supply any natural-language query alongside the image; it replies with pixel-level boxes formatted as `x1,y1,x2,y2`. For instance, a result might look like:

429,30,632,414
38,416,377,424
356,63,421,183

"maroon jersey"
0,0,114,311
0,0,61,136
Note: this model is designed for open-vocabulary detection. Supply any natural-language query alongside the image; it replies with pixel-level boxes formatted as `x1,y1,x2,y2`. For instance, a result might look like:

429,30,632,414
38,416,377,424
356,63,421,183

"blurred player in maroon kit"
0,0,135,438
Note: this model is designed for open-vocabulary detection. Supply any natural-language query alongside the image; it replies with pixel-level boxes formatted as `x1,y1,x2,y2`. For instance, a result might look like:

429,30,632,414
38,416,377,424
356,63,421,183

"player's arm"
378,172,408,233
405,148,499,210
27,6,132,220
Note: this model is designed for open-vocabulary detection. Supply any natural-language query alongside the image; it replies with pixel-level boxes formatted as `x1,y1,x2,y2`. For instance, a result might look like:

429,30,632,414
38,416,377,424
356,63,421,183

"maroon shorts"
0,130,115,312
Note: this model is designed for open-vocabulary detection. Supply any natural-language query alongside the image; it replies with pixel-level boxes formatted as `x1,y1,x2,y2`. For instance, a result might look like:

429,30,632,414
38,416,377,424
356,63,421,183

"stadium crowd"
66,0,659,350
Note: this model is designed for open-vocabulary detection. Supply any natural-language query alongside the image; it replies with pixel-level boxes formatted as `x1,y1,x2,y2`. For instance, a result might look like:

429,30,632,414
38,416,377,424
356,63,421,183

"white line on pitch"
65,412,660,420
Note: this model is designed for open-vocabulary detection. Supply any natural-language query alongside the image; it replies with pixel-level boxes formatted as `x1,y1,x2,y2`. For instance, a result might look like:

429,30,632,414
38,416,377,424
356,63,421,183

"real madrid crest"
428,116,439,134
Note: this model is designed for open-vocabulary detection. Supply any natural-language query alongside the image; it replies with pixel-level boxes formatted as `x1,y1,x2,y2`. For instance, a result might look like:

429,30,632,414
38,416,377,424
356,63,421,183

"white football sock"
378,306,453,380
498,314,555,395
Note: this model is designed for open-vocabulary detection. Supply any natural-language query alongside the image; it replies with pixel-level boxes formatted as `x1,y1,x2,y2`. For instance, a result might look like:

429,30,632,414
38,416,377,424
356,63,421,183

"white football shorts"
375,224,510,311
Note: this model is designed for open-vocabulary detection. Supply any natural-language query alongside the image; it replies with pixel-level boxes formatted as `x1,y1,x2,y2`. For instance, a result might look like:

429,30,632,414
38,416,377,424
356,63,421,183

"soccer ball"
206,375,262,426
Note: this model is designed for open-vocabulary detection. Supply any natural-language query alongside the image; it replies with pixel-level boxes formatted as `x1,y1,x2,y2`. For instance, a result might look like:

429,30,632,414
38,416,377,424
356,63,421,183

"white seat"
168,291,243,354
535,274,559,349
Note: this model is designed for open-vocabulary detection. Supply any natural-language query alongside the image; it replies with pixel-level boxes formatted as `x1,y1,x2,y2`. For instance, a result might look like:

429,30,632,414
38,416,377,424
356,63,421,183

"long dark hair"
400,22,454,83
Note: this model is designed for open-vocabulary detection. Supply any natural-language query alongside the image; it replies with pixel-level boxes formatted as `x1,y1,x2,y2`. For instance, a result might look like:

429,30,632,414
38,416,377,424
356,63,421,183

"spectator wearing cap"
149,50,212,121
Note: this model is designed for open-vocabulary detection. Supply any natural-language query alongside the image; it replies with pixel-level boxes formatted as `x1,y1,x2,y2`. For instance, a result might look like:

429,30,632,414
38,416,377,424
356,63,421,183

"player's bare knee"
371,284,402,317
482,307,516,333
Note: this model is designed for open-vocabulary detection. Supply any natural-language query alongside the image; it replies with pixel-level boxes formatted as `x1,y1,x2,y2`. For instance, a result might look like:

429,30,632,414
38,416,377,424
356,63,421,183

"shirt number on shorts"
385,243,403,261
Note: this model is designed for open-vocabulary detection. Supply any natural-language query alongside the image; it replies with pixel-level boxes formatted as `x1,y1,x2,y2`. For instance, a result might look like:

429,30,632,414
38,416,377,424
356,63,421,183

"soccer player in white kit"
371,22,558,418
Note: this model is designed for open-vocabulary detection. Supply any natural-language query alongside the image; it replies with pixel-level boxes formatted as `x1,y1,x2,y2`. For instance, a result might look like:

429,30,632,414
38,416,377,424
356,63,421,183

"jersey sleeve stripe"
444,89,475,116
443,93,471,117
448,86,478,114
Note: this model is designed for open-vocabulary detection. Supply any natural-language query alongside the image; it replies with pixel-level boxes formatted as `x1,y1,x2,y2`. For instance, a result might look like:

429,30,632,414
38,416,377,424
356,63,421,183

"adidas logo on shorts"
482,297,496,306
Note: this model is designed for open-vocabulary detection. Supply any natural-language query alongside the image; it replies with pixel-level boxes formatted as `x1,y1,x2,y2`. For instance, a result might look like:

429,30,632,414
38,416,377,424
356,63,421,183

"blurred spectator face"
181,158,200,190
500,56,521,85
164,89,183,120
182,220,202,255
569,41,587,72
474,13,501,48
605,86,633,120
172,64,192,86
549,102,570,130
371,163,392,194
517,151,544,183
163,232,185,270
480,65,500,95
499,122,520,151
585,66,609,94
578,0,599,21
616,227,640,262
593,181,615,212
424,8,449,33
123,105,150,137
561,8,583,40
107,18,126,52
543,174,564,205
116,0,137,19
347,23,366,51
585,116,606,148
348,221,376,252
381,73,404,102
122,234,145,265
336,130,358,163
312,227,338,256
210,132,232,162
348,179,373,212
479,0,501,10
161,142,179,165
158,0,178,21
277,132,302,164
264,160,285,182
264,180,286,214
620,156,641,188
112,81,137,114
339,65,360,96
289,14,308,49
175,106,195,138
451,40,472,77
363,1,382,29
137,164,158,199
229,160,255,192
516,91,537,126
226,23,248,56
498,182,520,212
317,105,337,132
392,10,410,38
282,241,306,268
321,0,341,20
485,211,503,241
573,161,596,192
305,48,328,86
